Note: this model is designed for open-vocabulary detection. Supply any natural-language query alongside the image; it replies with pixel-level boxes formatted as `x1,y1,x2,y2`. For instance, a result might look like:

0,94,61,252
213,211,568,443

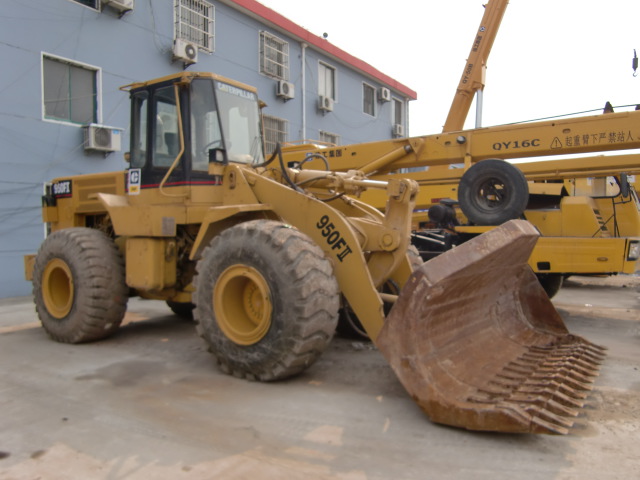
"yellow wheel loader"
24,72,604,434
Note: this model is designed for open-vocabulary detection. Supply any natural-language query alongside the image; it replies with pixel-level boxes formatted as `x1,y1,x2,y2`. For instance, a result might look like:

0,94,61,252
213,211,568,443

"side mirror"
619,173,630,198
209,148,228,165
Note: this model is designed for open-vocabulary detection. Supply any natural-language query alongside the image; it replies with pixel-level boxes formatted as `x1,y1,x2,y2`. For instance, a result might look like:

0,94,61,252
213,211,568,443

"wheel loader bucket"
377,220,605,434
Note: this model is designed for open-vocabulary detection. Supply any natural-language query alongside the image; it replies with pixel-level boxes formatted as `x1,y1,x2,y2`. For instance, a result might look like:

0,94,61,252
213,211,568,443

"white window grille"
42,54,100,125
260,32,289,80
263,115,288,155
363,83,375,116
175,0,215,52
319,130,340,146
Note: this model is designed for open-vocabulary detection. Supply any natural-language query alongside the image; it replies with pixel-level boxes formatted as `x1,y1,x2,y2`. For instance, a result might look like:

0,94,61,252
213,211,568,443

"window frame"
392,97,404,128
262,114,288,155
319,130,340,146
68,0,100,10
362,82,376,117
318,61,337,101
41,52,102,126
174,0,215,53
259,31,290,81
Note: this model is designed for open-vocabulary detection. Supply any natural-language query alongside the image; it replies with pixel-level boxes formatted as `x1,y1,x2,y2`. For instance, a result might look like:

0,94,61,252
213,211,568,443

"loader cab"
126,73,264,192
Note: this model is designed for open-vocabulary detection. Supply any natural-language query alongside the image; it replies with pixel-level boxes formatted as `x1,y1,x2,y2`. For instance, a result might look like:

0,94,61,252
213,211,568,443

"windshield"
215,81,264,165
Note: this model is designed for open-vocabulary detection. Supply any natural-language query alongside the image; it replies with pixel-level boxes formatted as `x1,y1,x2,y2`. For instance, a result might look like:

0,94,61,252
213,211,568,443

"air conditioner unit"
276,80,295,100
102,0,134,13
378,87,391,103
318,95,334,112
83,124,122,153
173,39,198,65
393,124,405,137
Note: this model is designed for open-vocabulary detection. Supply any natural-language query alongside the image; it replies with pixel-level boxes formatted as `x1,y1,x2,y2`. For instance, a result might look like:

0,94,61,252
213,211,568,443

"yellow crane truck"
281,110,640,297
281,0,640,297
23,72,606,435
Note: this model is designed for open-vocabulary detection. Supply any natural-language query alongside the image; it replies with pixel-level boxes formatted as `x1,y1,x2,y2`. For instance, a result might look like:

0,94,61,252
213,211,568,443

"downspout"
405,97,410,137
301,42,307,140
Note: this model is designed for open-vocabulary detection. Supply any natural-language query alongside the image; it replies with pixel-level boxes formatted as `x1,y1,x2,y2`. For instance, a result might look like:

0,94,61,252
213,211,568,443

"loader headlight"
628,241,640,261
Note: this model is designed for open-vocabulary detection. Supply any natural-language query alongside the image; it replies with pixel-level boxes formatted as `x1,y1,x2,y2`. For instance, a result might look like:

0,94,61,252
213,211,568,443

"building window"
319,130,340,146
393,98,403,125
363,83,375,116
263,115,288,155
393,98,404,135
175,0,215,52
42,55,99,125
70,0,98,9
318,62,336,100
260,32,289,80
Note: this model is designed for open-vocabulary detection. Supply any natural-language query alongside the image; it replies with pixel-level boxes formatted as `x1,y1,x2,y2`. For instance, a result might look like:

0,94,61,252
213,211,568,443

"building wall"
0,0,415,298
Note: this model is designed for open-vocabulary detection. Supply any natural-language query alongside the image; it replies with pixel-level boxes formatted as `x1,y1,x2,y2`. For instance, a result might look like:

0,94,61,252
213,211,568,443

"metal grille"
263,115,288,155
259,32,289,80
175,0,215,52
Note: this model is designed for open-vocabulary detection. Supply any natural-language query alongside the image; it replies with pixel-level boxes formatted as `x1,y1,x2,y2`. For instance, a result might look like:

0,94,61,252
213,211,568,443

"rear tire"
194,220,339,381
32,228,128,343
166,301,195,319
458,159,529,225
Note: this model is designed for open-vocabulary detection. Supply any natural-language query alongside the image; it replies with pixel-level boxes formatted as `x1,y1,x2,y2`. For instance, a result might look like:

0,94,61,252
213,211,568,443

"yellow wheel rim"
213,265,272,346
42,258,74,319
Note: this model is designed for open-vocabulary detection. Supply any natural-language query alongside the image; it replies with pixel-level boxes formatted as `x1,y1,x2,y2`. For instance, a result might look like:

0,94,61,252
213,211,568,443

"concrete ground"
0,275,639,480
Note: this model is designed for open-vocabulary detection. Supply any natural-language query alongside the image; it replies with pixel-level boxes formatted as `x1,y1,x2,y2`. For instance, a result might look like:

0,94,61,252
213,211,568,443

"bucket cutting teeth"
377,220,606,434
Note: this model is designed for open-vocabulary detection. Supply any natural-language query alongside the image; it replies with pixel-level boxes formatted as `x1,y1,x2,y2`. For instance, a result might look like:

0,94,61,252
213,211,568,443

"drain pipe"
301,42,307,140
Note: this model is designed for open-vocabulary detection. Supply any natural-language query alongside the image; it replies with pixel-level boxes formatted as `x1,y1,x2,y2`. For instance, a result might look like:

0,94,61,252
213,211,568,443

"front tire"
194,220,339,381
32,228,128,343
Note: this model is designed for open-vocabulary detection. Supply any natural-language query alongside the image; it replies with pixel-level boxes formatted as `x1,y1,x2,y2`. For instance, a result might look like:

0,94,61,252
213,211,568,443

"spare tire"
458,159,529,225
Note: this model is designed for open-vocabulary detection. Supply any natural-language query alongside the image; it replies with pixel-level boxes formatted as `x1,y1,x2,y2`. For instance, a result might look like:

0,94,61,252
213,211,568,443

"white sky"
259,0,640,136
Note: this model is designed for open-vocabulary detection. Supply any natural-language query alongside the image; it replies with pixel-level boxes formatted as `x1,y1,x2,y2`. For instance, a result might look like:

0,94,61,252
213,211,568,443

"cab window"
152,86,180,168
190,79,223,172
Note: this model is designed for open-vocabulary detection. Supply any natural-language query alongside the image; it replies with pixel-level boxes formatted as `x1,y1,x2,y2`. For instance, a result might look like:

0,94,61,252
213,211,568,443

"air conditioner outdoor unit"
393,124,405,137
83,124,122,153
173,39,198,65
378,87,391,102
276,80,295,100
318,95,334,112
102,0,134,13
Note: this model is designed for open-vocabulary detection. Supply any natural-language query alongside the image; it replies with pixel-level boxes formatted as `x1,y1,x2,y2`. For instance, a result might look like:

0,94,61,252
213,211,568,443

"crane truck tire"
458,159,529,225
194,220,340,381
537,273,564,299
32,227,128,343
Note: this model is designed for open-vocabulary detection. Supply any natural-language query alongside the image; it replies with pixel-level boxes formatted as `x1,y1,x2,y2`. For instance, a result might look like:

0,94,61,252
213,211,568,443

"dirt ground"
0,275,639,479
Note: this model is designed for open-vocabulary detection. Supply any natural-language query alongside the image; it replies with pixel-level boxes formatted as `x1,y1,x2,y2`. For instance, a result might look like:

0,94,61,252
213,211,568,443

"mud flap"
377,220,605,434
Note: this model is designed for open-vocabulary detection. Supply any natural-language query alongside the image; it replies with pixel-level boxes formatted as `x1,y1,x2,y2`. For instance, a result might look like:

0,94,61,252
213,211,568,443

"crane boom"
443,0,509,132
